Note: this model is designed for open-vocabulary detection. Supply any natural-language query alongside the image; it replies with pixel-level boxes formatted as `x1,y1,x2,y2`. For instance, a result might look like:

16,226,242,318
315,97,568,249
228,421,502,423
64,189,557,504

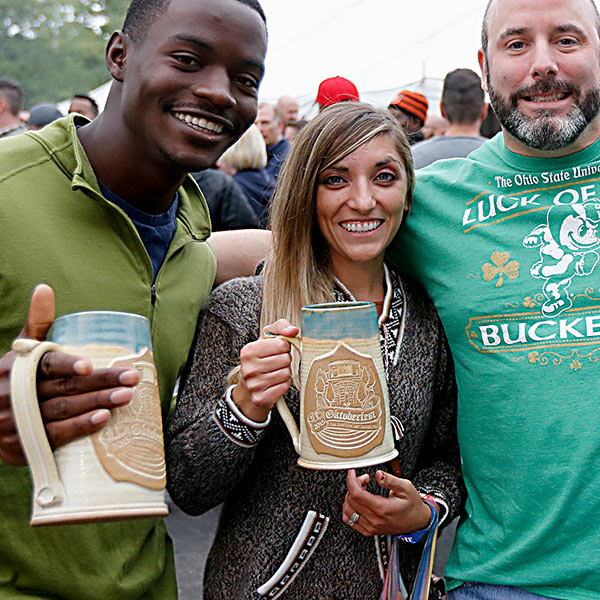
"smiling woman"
166,102,465,599
315,135,408,284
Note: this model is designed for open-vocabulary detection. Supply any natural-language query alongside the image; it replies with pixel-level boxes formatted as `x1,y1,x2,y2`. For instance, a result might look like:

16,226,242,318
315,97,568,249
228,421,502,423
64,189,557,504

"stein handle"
264,333,302,455
10,339,66,508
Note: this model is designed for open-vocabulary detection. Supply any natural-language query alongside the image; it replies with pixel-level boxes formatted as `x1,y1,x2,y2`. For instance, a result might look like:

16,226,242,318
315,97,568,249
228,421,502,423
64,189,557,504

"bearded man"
386,0,600,598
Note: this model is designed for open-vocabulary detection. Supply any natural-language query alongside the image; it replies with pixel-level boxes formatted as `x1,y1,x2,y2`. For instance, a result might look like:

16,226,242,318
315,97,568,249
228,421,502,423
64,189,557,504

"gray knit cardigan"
166,273,464,600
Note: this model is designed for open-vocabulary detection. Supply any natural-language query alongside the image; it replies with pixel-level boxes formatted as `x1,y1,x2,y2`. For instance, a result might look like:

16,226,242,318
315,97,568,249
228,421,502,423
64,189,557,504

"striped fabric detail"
374,535,390,581
213,386,271,447
257,511,329,598
416,487,450,526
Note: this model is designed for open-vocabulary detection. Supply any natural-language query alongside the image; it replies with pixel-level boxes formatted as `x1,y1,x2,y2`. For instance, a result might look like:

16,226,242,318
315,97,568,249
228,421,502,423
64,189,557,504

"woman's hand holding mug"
231,319,299,423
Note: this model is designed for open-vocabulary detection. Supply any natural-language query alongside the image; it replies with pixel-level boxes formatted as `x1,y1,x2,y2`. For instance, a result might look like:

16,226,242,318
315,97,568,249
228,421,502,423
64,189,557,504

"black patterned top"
166,269,463,600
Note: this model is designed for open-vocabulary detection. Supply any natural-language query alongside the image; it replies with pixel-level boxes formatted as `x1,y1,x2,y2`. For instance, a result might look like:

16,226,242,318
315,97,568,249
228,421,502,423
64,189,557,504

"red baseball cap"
316,76,360,108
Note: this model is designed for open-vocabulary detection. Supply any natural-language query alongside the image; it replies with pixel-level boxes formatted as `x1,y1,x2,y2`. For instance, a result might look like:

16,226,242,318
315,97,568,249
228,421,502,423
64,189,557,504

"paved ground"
165,501,457,600
165,502,221,600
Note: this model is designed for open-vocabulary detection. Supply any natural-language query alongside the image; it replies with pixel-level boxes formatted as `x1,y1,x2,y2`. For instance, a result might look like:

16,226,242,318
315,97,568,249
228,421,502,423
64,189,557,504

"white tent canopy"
256,0,486,104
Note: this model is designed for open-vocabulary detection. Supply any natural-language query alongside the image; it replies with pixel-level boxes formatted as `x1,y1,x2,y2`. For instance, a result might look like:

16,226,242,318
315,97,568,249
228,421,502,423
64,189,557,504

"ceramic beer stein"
273,301,398,470
10,311,168,525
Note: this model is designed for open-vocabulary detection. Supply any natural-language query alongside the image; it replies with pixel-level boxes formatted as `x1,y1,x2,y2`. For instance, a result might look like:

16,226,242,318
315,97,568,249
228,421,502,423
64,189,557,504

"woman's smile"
339,219,384,233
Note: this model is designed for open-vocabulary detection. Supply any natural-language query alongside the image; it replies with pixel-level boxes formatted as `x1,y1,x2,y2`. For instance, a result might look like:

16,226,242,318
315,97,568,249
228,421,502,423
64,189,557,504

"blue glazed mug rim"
50,310,152,352
53,310,149,325
300,301,378,340
302,301,374,311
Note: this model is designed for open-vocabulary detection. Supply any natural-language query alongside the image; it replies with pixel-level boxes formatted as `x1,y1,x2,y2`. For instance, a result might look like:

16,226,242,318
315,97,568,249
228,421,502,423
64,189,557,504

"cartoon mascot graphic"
523,201,600,317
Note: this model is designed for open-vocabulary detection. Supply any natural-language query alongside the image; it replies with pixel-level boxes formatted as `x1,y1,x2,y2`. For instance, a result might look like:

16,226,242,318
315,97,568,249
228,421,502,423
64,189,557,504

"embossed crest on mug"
92,349,166,490
10,311,169,525
305,344,385,457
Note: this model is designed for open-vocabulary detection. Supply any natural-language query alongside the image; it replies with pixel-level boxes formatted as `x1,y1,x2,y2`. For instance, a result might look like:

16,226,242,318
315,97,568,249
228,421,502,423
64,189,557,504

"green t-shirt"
388,133,600,600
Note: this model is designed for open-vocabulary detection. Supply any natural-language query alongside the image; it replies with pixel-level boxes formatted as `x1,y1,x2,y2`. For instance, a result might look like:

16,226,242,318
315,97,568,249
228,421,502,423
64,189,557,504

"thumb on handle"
263,332,301,352
20,284,55,341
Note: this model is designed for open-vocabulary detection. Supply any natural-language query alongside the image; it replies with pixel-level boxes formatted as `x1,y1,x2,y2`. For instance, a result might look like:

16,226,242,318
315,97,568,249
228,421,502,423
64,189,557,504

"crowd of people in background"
0,65,500,234
0,80,99,136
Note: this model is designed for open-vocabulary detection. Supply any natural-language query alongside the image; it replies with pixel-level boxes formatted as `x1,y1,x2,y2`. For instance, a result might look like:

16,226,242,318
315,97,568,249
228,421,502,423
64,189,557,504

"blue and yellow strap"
379,496,440,600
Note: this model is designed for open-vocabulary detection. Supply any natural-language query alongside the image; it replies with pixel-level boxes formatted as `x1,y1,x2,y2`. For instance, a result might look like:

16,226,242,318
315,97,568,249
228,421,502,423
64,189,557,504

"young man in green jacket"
0,0,267,597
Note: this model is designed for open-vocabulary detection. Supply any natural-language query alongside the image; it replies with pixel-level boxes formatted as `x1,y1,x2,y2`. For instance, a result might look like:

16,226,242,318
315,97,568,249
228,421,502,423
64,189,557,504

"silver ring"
348,512,360,527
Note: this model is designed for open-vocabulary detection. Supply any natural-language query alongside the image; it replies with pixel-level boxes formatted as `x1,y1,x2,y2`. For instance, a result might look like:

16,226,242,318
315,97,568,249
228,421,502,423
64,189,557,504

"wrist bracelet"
396,496,439,544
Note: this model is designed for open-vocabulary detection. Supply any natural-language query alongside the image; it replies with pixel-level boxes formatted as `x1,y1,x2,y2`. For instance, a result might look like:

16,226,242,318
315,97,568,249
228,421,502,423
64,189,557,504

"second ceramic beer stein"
10,311,168,525
274,301,398,470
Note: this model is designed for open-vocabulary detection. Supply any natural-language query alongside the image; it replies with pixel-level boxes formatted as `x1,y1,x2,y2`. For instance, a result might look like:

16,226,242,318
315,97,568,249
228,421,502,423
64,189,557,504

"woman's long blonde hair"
260,102,415,379
220,124,267,171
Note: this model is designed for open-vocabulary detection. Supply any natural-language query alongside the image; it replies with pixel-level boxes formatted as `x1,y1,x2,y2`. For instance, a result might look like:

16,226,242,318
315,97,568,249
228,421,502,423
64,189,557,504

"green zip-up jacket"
0,115,216,599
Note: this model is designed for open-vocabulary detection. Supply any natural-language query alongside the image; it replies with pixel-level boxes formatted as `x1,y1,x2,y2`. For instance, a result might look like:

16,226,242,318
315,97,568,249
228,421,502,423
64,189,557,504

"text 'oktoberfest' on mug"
10,311,168,526
269,301,398,470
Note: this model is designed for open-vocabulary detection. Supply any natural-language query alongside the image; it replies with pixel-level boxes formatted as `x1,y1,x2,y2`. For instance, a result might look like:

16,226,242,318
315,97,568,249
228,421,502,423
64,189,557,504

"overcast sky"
257,0,490,102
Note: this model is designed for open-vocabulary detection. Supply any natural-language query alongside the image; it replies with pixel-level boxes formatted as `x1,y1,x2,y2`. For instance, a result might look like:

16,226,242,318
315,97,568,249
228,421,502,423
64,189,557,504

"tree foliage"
0,0,129,106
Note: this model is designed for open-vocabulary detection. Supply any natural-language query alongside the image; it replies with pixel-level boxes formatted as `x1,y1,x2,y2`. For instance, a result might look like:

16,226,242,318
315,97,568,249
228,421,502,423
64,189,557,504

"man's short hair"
481,0,600,58
285,119,307,132
72,93,99,118
0,79,24,116
122,0,266,44
442,69,484,125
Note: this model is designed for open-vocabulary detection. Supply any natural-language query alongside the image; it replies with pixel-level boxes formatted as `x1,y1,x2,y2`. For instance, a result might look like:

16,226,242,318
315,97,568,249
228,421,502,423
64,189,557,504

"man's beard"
488,76,600,152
